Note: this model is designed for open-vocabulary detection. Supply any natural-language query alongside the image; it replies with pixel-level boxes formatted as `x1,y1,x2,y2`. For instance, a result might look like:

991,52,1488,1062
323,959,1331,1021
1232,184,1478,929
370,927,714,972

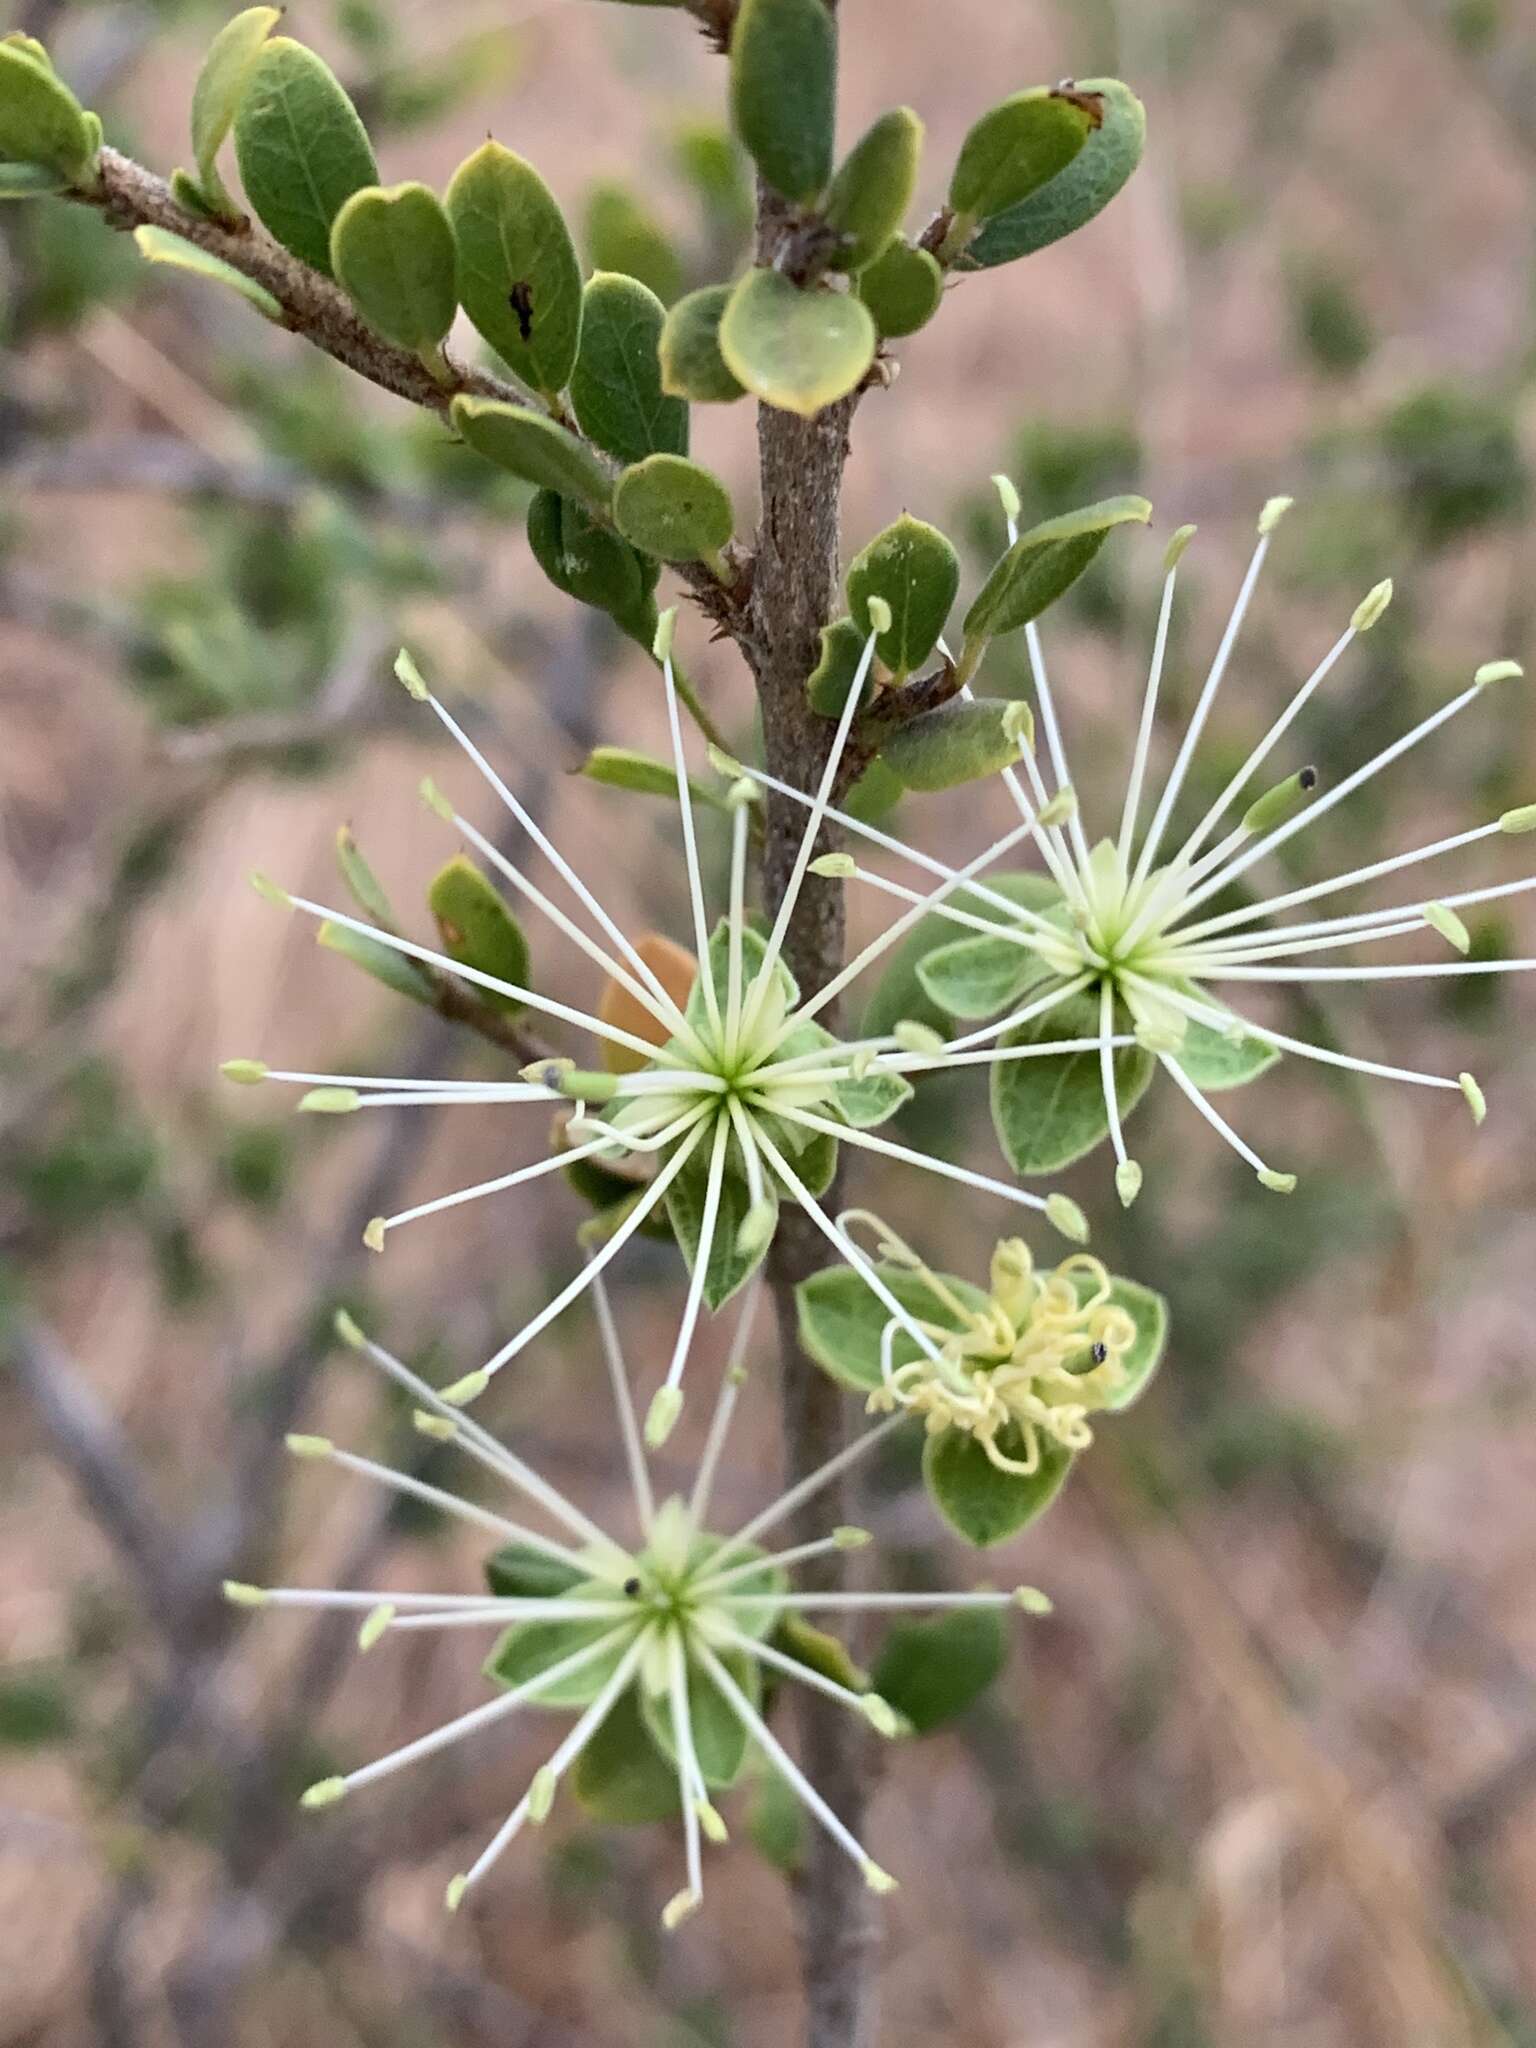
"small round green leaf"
132,225,282,320
878,698,1022,793
571,271,688,465
527,489,654,636
963,79,1145,271
659,284,747,404
427,855,530,1014
923,1426,1073,1547
729,0,836,205
452,396,612,513
0,160,66,197
613,453,733,562
331,181,457,353
584,179,682,305
187,6,280,216
0,41,93,184
719,267,876,420
446,139,582,396
872,1608,1006,1732
671,118,756,247
806,615,874,716
949,86,1094,225
825,106,922,272
990,982,1154,1175
847,514,959,679
232,38,379,276
963,494,1151,648
858,235,943,339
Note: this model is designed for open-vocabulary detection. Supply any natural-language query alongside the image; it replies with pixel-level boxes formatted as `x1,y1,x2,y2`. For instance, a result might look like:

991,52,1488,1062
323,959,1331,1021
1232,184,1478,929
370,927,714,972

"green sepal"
832,1064,912,1128
963,494,1151,649
990,982,1154,1174
446,139,583,396
825,106,922,272
452,396,611,513
427,855,530,1015
563,1152,676,1242
579,744,728,813
923,1426,1073,1546
857,235,943,339
871,1607,1006,1732
664,1139,774,1310
846,514,960,679
963,79,1145,271
772,1017,912,1128
878,697,1022,793
687,920,798,1028
484,1542,586,1600
1090,1273,1168,1410
640,1648,757,1789
186,5,281,218
719,267,876,420
796,1260,988,1392
729,0,836,205
806,615,874,716
334,825,394,926
613,453,734,562
658,284,747,403
916,931,1050,1021
748,1757,806,1870
316,919,434,1003
583,178,682,305
571,271,688,465
484,1590,631,1707
861,874,1060,1039
948,86,1094,225
330,181,458,353
772,1612,867,1695
0,41,94,185
1166,988,1280,1092
131,226,282,319
232,37,379,276
571,1685,680,1824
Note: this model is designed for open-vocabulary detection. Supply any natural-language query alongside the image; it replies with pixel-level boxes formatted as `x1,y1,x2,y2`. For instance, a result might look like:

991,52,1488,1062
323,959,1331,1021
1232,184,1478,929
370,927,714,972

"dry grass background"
4,1,1536,2044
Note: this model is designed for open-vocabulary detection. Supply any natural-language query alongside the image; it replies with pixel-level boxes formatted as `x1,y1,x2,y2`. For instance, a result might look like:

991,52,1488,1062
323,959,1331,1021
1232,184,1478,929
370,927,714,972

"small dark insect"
1090,1341,1109,1365
623,1577,641,1598
1299,765,1319,791
508,281,535,342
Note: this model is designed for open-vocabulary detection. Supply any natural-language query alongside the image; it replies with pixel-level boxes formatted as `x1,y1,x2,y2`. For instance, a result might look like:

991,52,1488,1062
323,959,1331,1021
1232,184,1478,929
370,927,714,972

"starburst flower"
793,484,1530,1203
797,1217,1166,1545
223,1284,1048,1924
226,608,1123,1442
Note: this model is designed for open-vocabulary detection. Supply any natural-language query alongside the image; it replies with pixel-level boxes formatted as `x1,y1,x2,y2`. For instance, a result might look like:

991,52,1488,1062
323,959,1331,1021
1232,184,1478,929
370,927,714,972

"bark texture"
749,182,879,2048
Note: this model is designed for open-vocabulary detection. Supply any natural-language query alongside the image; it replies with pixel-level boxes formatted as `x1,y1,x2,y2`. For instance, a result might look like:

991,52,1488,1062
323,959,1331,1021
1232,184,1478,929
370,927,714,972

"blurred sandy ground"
4,2,1536,2044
